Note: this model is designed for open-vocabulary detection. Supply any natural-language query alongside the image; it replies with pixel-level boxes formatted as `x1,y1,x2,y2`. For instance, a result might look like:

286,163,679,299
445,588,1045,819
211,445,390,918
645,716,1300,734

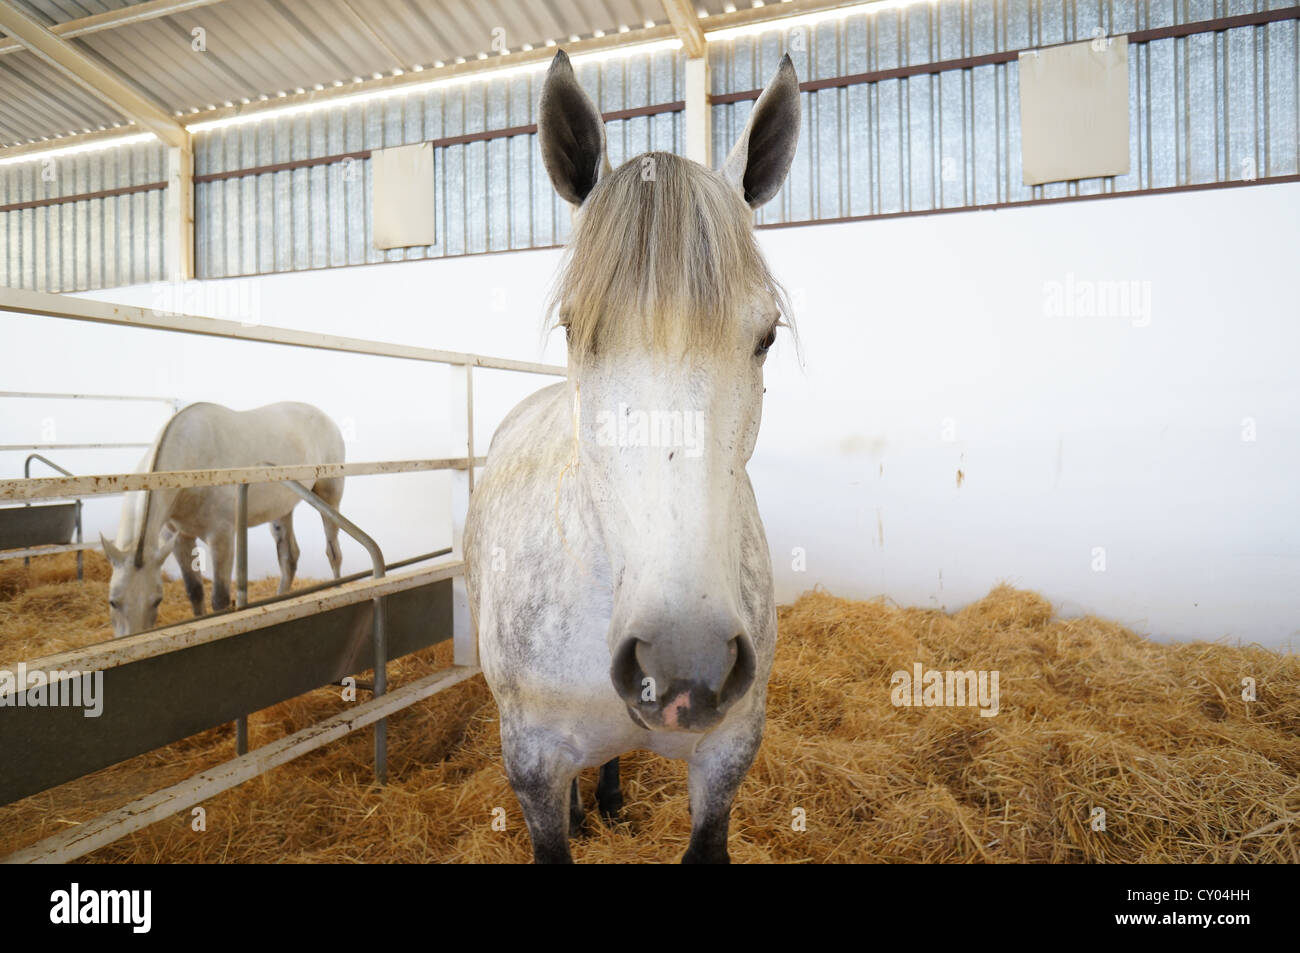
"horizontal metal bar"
234,547,453,612
193,103,685,185
713,5,1300,104
0,182,167,214
0,540,97,560
0,287,566,378
756,174,1300,232
0,443,150,452
0,456,488,502
0,391,180,404
1129,5,1300,42
194,150,372,184
8,560,464,679
1,663,481,865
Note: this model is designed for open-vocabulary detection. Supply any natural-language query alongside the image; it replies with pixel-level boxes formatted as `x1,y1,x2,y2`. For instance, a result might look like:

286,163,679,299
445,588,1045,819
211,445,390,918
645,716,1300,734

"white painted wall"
3,182,1296,647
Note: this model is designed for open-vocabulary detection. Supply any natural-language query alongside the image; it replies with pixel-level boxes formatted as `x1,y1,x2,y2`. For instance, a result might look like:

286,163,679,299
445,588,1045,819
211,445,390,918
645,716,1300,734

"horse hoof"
568,805,587,838
597,792,624,822
681,847,731,864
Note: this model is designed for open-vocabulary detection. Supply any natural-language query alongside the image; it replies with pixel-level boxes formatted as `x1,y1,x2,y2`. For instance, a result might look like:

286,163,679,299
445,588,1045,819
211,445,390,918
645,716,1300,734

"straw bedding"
1,551,1296,863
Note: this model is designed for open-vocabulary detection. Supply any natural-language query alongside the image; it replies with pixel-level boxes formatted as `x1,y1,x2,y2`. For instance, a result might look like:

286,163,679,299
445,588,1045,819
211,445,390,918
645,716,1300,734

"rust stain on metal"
0,459,479,502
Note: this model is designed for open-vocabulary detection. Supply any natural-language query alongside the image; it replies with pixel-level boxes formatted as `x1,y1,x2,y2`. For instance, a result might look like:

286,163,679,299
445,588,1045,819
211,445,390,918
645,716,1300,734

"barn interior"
0,0,1297,865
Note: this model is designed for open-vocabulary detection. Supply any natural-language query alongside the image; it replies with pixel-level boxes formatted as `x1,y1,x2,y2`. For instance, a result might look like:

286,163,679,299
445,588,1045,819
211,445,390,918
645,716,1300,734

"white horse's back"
155,401,344,470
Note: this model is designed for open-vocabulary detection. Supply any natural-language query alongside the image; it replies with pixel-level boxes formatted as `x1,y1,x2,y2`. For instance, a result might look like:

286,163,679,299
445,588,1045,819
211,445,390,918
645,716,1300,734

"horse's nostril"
719,634,756,707
610,638,646,703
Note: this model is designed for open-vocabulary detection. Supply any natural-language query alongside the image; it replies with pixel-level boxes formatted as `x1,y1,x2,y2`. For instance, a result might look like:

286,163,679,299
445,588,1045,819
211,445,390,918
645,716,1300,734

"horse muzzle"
610,624,757,732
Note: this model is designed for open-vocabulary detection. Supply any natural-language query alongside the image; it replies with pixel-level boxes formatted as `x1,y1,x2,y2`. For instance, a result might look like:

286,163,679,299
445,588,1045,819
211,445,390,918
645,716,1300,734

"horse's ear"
721,54,801,209
538,50,611,207
101,533,125,567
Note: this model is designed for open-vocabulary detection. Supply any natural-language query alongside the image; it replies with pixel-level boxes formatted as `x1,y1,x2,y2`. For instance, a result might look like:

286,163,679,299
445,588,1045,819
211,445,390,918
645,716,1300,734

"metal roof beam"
0,0,228,56
0,1,187,148
661,0,706,58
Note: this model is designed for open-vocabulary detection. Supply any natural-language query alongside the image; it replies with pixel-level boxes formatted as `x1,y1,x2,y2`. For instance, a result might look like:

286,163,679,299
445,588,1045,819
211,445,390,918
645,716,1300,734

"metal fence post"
21,453,82,579
449,362,476,669
371,594,387,784
275,477,389,785
234,482,249,755
74,499,82,582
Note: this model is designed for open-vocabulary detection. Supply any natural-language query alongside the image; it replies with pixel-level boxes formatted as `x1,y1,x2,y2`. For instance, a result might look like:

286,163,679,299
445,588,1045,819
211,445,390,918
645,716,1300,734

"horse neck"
129,486,177,567
130,406,195,564
131,432,183,566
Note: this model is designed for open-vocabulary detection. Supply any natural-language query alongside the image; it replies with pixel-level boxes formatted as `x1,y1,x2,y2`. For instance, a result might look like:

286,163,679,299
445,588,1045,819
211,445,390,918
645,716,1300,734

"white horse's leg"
500,717,579,864
269,511,299,594
173,532,205,616
322,518,342,579
682,710,766,864
312,477,344,579
208,531,235,612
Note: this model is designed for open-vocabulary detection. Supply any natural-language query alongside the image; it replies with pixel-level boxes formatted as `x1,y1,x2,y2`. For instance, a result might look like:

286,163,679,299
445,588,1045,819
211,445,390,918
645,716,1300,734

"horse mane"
548,151,790,359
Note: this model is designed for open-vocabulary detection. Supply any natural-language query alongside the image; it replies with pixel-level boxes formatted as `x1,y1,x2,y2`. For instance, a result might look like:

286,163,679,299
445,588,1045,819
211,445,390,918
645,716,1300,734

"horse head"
539,50,800,732
101,524,178,637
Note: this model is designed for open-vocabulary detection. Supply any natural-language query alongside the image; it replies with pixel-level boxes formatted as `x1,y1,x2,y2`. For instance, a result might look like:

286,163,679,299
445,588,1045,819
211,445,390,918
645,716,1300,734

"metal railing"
0,284,566,864
0,389,181,455
21,454,82,579
0,390,182,572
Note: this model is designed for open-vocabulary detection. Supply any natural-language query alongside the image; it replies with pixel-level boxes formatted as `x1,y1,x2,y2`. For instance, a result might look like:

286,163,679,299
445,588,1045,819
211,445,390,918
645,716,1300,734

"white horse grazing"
465,51,800,863
101,401,345,637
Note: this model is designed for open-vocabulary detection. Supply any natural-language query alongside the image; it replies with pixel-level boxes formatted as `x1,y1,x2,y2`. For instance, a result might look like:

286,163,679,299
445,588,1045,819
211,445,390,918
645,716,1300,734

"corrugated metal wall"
1,1,1295,291
0,140,167,292
195,50,682,278
713,0,1300,225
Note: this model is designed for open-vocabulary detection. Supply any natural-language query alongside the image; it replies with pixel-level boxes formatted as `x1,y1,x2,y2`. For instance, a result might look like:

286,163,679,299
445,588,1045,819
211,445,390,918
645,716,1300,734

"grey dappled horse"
465,50,801,863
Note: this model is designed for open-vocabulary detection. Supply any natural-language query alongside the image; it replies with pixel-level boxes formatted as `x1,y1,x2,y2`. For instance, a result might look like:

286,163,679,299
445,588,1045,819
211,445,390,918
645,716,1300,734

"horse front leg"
682,713,764,864
172,533,205,616
208,531,235,612
500,721,577,864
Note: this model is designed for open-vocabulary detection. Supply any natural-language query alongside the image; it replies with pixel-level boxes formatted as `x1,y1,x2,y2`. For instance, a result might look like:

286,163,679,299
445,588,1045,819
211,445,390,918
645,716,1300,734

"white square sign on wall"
1019,35,1130,186
372,141,436,249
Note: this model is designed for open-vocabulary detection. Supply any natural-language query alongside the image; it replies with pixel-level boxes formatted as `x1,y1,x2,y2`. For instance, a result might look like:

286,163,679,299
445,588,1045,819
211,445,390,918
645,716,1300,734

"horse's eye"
109,600,121,611
756,326,777,355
